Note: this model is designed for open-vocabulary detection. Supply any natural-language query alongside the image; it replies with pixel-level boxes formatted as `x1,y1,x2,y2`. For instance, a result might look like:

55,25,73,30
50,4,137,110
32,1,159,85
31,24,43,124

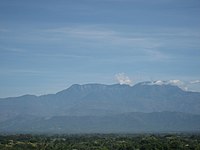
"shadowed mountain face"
0,82,200,133
1,112,200,134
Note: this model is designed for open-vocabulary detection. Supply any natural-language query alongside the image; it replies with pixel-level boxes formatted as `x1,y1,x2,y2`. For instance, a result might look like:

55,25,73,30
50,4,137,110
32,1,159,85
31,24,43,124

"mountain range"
0,81,200,133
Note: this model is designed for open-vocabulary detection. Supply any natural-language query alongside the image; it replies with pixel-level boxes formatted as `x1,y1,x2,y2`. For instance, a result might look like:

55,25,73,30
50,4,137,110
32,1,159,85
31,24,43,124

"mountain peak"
68,83,131,90
71,83,107,90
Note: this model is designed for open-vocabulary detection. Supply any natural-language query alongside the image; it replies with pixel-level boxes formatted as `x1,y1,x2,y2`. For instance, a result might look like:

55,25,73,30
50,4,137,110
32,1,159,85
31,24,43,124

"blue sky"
0,0,200,97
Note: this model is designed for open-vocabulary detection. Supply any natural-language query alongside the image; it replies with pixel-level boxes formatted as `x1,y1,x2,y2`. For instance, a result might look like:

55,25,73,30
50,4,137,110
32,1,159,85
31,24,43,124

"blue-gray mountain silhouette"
0,82,200,133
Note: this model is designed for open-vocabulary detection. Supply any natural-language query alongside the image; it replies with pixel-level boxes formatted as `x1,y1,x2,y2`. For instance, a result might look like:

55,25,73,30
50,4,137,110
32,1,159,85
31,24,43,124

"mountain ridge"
0,81,200,133
0,81,188,99
0,82,200,116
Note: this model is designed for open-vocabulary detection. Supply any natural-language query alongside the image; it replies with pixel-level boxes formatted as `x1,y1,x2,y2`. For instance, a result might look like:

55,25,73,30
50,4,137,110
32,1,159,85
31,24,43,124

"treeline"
0,134,200,150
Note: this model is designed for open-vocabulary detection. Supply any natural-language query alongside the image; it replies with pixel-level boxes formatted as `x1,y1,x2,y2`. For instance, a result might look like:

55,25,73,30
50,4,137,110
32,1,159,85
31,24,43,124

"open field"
0,134,200,150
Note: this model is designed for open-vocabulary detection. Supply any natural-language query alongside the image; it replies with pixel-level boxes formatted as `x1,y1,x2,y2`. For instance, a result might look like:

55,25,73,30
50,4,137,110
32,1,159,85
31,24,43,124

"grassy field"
0,134,200,150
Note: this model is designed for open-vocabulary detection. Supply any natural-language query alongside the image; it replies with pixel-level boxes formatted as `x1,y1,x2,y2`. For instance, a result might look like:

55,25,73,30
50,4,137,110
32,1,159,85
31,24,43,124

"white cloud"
139,79,200,92
168,80,184,85
144,79,184,87
154,80,164,85
184,86,188,91
144,80,166,85
115,73,132,85
190,80,200,84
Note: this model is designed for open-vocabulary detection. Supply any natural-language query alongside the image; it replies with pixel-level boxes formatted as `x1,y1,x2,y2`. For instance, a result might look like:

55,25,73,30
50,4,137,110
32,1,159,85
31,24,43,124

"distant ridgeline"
0,82,200,133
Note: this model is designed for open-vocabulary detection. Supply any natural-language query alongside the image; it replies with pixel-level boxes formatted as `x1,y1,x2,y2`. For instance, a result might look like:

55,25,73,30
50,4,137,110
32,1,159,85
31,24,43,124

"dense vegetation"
0,134,200,150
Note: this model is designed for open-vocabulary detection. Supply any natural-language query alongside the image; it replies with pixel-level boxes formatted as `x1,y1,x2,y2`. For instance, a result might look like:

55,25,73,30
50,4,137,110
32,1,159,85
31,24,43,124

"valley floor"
0,133,200,150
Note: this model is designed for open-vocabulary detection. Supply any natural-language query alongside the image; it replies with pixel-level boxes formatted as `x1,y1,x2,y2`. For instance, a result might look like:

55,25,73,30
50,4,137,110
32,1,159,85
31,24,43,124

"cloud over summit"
115,73,132,85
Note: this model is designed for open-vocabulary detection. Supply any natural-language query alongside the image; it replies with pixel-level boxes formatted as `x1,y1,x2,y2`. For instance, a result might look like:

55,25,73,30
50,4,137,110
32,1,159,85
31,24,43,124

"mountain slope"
0,82,200,121
0,112,199,133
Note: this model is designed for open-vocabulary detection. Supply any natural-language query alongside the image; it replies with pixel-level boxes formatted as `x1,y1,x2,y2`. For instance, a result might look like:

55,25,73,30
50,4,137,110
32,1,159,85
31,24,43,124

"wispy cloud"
42,26,168,60
0,28,9,32
143,49,170,61
144,79,184,86
1,47,25,53
0,69,47,76
144,79,200,92
3,25,199,63
43,25,200,49
190,80,200,84
168,80,184,85
43,26,160,48
33,53,92,59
